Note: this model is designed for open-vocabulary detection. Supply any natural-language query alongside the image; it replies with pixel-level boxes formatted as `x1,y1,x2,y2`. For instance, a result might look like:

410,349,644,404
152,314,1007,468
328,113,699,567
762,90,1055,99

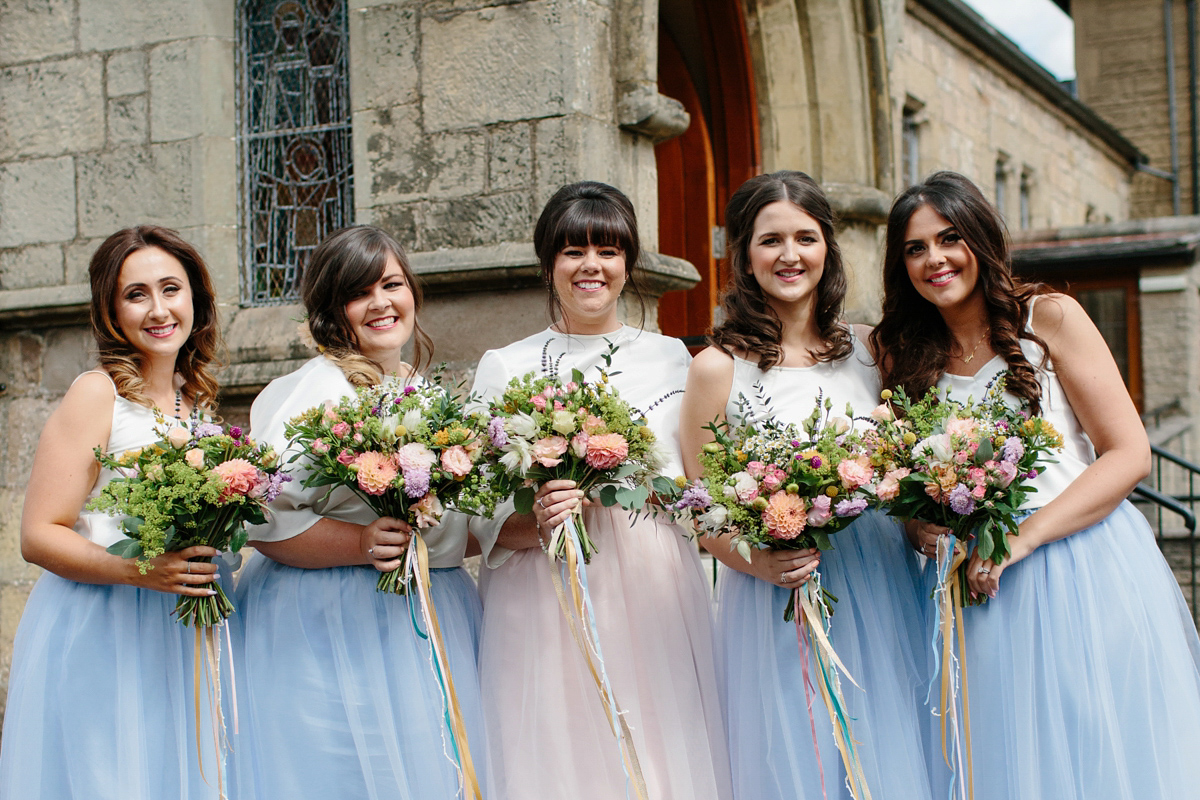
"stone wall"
894,1,1131,229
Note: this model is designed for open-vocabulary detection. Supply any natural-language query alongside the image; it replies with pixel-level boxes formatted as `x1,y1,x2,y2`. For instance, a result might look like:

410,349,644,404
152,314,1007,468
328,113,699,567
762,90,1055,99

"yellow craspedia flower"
825,485,839,498
880,389,893,400
639,425,654,440
902,431,917,446
395,424,407,438
674,475,688,488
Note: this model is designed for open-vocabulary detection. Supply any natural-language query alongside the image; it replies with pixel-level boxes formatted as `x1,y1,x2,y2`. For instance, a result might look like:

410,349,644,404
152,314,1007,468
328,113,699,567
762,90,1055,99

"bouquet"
88,417,288,627
284,379,502,594
869,378,1063,584
671,392,878,800
481,346,665,563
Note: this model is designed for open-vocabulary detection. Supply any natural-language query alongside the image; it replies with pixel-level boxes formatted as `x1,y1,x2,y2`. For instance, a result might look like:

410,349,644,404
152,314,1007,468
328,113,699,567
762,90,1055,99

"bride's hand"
747,547,821,590
360,516,412,572
532,480,586,543
907,519,952,560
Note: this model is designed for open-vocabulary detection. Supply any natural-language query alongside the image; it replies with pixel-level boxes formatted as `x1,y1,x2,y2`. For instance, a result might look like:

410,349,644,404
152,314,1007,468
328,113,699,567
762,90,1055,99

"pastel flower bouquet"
675,394,878,621
88,417,289,627
284,380,502,595
481,350,665,563
869,379,1064,588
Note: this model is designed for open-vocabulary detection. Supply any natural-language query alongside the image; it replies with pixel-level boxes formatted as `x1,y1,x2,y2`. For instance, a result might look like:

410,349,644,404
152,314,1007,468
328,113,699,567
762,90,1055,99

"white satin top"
247,355,469,568
936,301,1095,510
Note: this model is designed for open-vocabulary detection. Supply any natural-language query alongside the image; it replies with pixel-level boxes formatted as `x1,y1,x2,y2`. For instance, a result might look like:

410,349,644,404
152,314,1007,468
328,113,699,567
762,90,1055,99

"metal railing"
1132,443,1200,625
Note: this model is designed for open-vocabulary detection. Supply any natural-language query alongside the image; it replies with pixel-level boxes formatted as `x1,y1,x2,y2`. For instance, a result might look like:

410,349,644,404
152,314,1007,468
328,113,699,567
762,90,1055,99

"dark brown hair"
88,225,222,410
301,225,431,386
533,181,645,326
869,171,1047,412
710,170,853,369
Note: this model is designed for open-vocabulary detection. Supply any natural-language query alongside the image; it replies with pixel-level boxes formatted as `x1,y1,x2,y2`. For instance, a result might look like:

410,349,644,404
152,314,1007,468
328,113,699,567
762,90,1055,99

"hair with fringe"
533,181,645,327
301,225,431,387
88,225,222,411
709,170,853,369
869,170,1047,413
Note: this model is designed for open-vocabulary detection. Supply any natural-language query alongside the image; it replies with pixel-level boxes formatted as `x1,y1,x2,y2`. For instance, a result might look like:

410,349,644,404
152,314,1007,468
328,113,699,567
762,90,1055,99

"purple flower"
262,471,292,503
673,481,713,511
1001,436,1024,463
810,455,823,469
193,422,223,438
403,385,417,396
1027,469,1038,480
834,497,867,517
791,439,801,448
230,426,243,439
948,483,975,515
403,467,430,499
487,416,508,448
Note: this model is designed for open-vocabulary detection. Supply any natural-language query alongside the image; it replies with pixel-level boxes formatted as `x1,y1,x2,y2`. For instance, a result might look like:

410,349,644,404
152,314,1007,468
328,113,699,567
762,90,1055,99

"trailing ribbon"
793,577,873,800
405,534,483,800
547,511,649,800
927,536,974,800
193,624,228,800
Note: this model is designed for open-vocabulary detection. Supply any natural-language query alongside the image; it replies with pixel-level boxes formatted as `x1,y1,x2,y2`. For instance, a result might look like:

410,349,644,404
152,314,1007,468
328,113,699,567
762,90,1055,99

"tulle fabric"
0,572,233,799
942,501,1200,799
231,555,487,800
717,510,933,800
478,507,732,800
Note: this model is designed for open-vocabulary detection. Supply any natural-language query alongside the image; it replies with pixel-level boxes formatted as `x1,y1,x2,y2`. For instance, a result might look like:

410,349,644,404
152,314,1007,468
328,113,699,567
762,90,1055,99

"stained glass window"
238,0,353,305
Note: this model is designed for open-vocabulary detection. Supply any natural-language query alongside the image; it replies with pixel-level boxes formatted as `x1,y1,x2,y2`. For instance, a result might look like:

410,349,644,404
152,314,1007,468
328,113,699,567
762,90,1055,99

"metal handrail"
1132,484,1197,533
1151,442,1200,473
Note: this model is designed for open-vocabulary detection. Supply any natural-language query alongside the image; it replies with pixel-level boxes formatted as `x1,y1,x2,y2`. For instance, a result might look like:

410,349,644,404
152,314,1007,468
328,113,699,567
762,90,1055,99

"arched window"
238,0,353,305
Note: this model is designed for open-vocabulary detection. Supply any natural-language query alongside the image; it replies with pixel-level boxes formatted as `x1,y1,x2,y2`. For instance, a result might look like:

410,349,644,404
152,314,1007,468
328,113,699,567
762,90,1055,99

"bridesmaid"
234,226,486,799
470,181,732,799
679,171,932,800
872,170,1200,799
0,226,227,797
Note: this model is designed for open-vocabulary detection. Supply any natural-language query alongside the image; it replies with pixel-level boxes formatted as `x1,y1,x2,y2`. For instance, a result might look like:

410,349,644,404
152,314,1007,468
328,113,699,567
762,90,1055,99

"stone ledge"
825,183,892,225
0,283,90,328
220,357,312,395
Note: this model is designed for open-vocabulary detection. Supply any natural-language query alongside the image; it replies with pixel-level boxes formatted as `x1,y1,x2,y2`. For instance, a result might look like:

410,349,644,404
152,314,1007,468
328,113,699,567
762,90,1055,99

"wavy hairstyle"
869,171,1047,412
302,225,431,387
533,180,645,327
709,170,853,369
88,225,222,411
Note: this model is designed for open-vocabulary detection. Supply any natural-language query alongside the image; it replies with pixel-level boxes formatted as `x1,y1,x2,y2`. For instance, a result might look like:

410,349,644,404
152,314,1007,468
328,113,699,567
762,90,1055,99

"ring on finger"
368,547,374,556
186,562,191,574
538,497,547,509
977,567,991,574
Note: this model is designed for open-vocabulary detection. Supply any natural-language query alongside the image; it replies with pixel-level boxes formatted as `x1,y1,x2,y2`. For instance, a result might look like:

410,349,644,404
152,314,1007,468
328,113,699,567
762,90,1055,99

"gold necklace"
960,328,990,364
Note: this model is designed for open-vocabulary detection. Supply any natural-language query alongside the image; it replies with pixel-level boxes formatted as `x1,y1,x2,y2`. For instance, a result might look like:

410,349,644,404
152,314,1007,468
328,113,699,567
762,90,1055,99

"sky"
962,0,1076,81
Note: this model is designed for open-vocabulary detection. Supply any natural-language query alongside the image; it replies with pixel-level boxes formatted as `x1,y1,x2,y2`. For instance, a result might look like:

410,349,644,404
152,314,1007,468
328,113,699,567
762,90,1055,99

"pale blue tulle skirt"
923,500,1200,799
717,510,933,800
0,571,235,799
230,554,487,800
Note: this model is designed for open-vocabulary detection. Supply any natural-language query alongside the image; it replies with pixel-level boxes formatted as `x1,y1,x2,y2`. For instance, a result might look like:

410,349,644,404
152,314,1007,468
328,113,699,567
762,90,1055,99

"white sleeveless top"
73,371,176,548
725,336,881,431
936,300,1095,510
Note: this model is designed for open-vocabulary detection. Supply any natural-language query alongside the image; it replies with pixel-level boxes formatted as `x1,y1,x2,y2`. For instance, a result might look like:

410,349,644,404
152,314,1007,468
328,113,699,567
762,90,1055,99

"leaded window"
238,0,353,305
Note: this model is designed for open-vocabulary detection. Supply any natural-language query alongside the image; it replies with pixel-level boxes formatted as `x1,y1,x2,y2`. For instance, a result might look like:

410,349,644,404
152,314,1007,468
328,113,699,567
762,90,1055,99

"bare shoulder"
59,372,116,416
687,345,736,381
1030,292,1086,337
40,371,115,452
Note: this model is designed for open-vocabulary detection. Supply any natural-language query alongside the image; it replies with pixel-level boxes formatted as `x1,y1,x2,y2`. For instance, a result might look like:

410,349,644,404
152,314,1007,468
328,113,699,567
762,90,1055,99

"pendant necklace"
960,328,990,364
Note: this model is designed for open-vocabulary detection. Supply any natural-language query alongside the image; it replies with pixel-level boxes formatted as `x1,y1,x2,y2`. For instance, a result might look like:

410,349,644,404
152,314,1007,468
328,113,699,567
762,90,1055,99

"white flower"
731,471,759,503
699,504,729,530
830,416,852,434
914,433,954,464
507,412,538,440
500,440,533,474
401,408,423,433
551,410,577,436
735,539,753,563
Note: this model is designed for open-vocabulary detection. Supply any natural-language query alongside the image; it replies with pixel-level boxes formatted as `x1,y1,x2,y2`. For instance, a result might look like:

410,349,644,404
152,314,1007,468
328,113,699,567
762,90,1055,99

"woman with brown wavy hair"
680,171,932,800
233,225,487,799
873,170,1200,799
0,226,229,797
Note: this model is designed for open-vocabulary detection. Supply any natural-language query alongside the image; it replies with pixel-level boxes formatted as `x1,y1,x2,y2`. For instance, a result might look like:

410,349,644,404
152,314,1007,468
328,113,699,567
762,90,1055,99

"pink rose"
570,433,589,459
731,471,759,503
440,445,473,478
337,449,355,465
761,466,786,492
837,456,873,491
565,381,579,392
582,415,607,435
745,461,766,479
945,417,978,438
531,394,547,411
876,467,911,502
992,460,1018,488
532,436,568,467
584,433,628,470
331,422,351,438
869,404,894,423
971,484,987,500
553,401,565,411
166,426,191,449
185,448,206,469
310,438,330,454
807,494,833,527
213,458,260,499
412,493,445,528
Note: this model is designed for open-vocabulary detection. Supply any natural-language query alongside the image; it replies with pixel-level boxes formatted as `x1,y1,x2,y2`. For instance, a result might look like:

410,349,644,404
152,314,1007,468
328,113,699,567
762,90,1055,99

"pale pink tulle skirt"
478,507,733,800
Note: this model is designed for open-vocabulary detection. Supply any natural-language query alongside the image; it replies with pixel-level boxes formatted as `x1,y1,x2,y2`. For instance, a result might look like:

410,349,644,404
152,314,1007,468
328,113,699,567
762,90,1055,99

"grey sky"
962,0,1076,81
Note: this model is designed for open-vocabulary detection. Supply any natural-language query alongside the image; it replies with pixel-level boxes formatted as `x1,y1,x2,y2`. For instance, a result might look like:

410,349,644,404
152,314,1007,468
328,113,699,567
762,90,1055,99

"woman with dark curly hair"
680,171,932,800
0,226,229,797
873,170,1200,799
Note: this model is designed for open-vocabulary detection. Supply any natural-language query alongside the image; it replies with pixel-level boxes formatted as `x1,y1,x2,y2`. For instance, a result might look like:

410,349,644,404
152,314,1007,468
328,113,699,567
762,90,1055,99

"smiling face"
114,246,194,362
747,200,827,315
902,204,982,314
343,254,416,373
551,242,626,334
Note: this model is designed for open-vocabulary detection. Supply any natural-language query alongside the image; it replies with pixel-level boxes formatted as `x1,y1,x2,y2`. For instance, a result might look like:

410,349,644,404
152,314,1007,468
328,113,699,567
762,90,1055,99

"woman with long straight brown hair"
0,226,228,797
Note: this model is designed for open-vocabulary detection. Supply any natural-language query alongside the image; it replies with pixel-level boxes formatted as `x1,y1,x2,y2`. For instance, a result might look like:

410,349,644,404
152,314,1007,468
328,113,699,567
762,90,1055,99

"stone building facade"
0,0,1141,717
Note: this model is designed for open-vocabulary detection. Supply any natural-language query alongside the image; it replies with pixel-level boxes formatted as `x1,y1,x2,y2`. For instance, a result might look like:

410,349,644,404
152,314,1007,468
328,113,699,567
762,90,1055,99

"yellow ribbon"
547,512,649,800
797,584,874,800
939,539,974,800
193,625,228,800
410,534,483,800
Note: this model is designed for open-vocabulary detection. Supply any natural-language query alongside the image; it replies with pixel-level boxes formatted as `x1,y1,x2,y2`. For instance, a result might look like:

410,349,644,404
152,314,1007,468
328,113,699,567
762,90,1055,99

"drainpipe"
1188,0,1199,212
1168,0,1183,214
